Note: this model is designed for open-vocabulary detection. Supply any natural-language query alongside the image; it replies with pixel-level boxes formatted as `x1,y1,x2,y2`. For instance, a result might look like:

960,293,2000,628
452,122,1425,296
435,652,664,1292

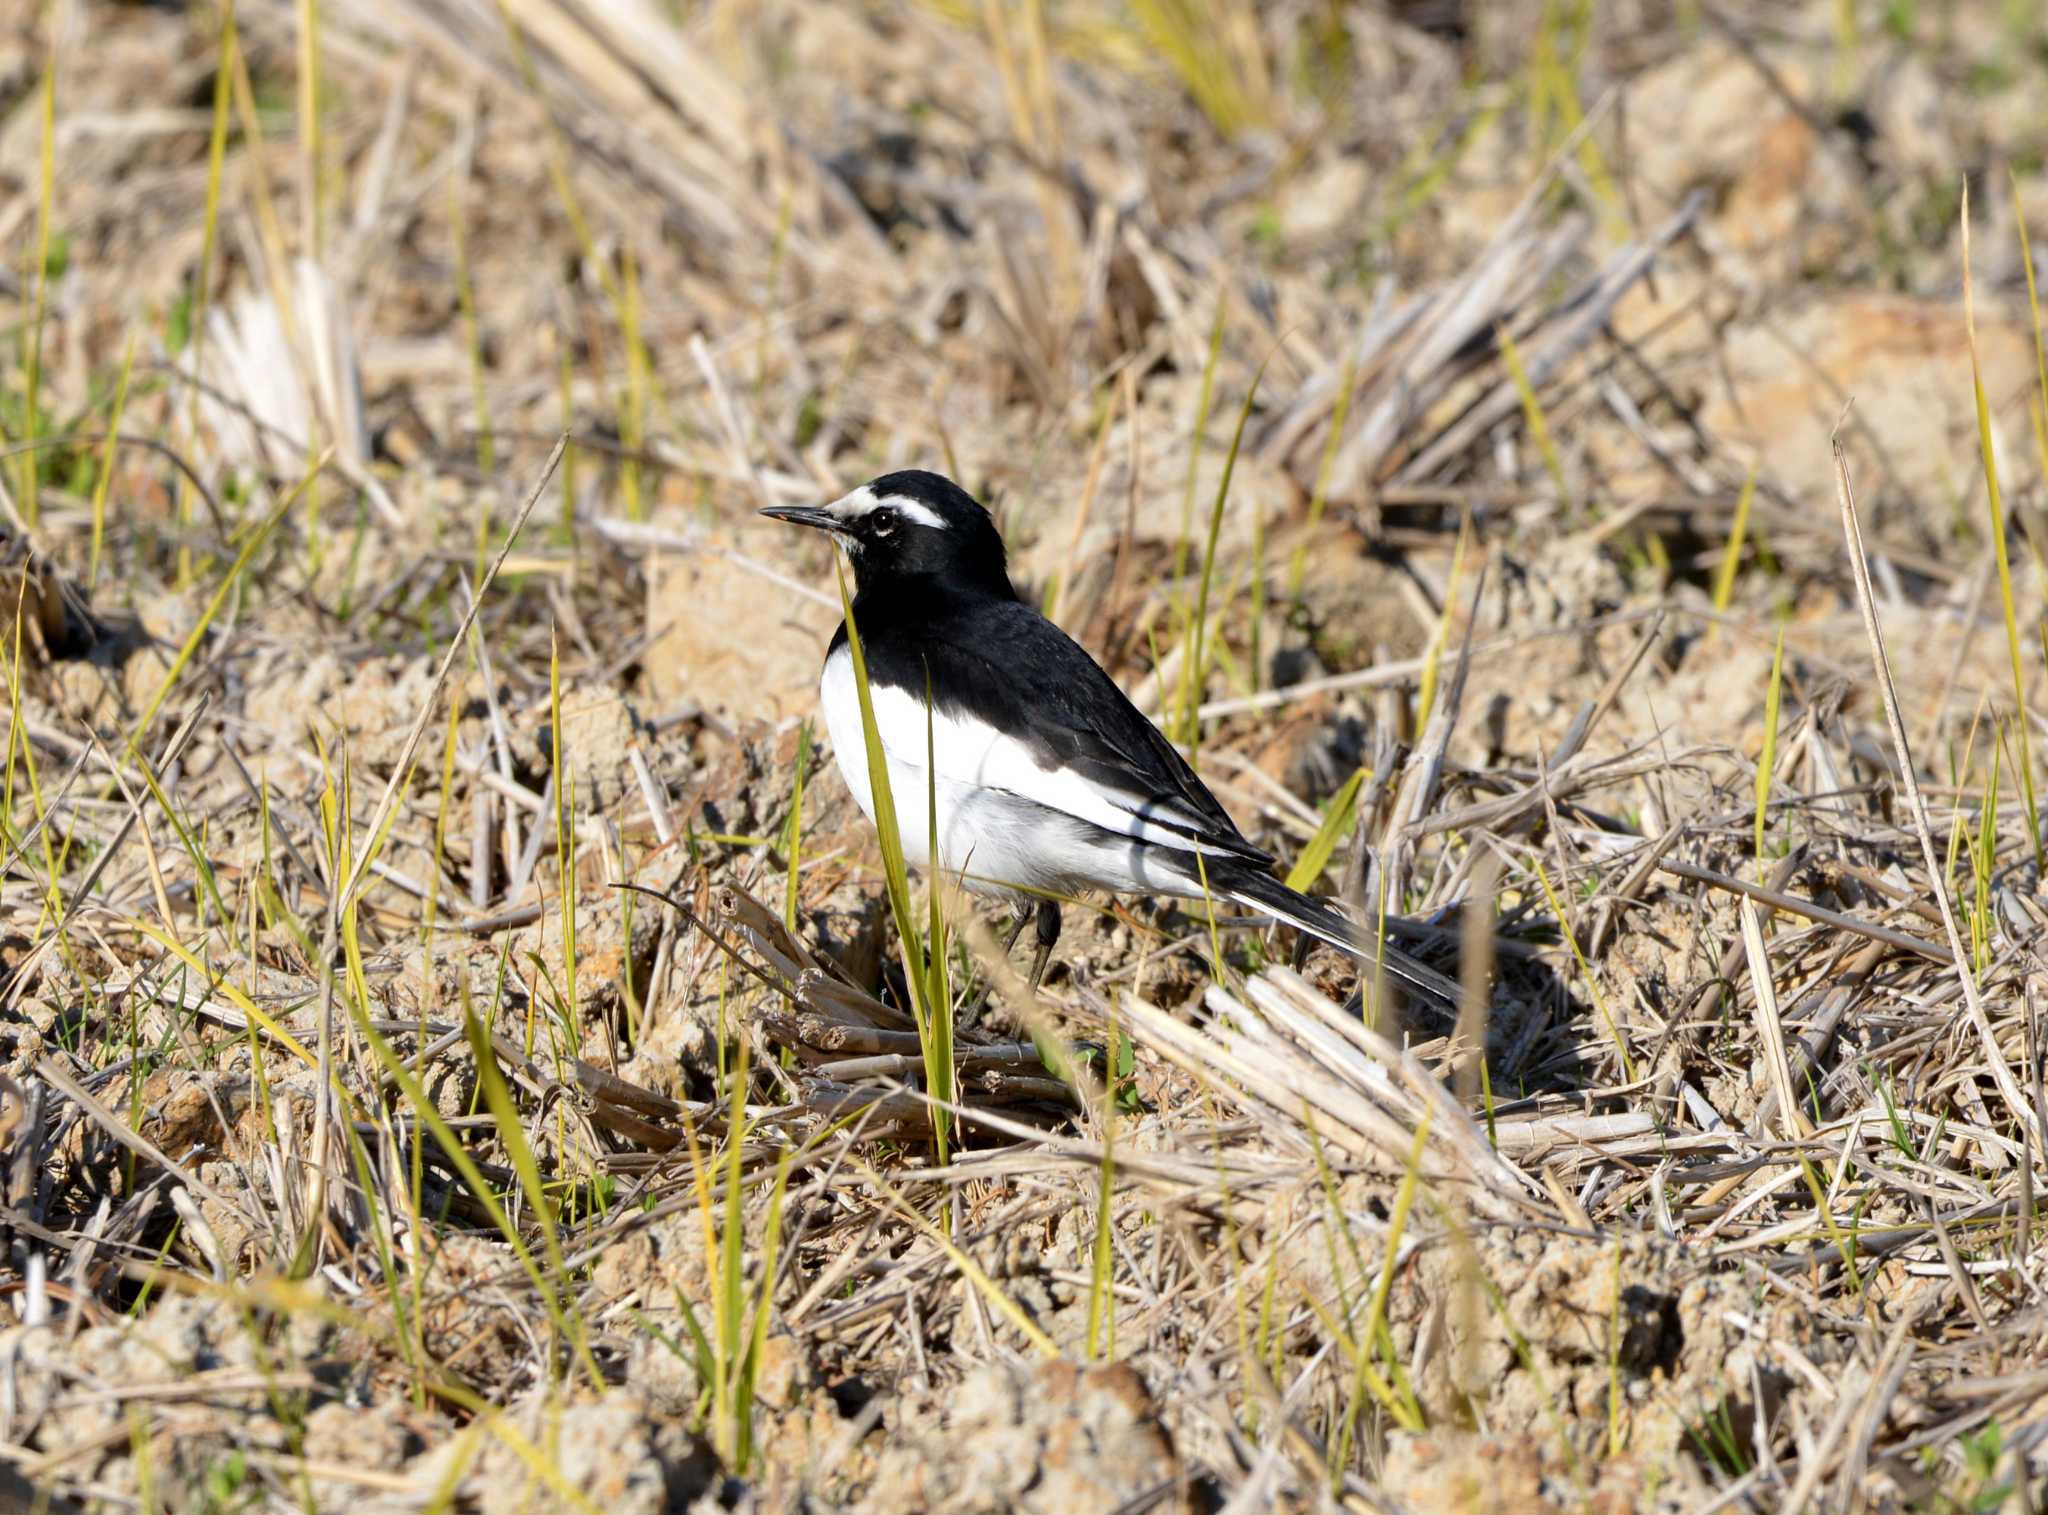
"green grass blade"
21,49,55,530
550,629,576,1015
620,249,649,521
345,1001,582,1376
1176,296,1229,587
859,1158,1060,1357
1284,766,1367,894
181,0,238,586
1290,350,1360,603
449,169,493,474
1531,858,1633,1081
1333,1108,1432,1472
1755,620,1786,867
735,1149,793,1469
1414,518,1471,732
88,332,139,594
131,753,230,926
835,563,944,1151
717,1036,748,1446
1125,0,1265,135
1498,322,1569,514
1709,462,1759,623
835,567,918,969
1178,342,1277,751
1962,182,2042,867
782,720,812,936
1086,1031,1117,1361
923,670,952,1161
130,458,322,752
462,1006,603,1386
1193,852,1225,986
2016,167,2048,505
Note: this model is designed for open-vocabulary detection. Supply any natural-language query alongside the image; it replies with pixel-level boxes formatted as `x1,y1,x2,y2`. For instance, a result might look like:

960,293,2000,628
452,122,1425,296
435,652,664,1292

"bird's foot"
958,898,1062,1031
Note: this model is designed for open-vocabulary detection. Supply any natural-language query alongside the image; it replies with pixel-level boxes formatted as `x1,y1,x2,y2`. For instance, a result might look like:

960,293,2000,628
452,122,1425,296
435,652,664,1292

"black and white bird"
763,470,1456,1004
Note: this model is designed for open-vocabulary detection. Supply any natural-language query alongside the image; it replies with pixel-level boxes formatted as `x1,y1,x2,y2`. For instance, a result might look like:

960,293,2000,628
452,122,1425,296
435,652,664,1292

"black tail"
1206,861,1461,1006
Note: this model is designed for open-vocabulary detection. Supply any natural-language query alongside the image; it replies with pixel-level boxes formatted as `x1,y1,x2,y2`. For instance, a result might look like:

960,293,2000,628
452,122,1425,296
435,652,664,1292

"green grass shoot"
1125,0,1268,136
1290,349,1360,603
556,325,578,544
922,670,954,1159
1755,620,1786,868
1962,181,2042,868
835,562,950,1159
1498,321,1570,514
297,0,325,256
1377,93,1502,246
21,47,55,530
620,248,651,522
550,629,577,1017
130,458,325,752
1527,0,1625,237
1531,857,1633,1081
1175,296,1228,587
1971,726,2003,973
461,1006,603,1384
1709,462,1759,624
782,720,812,935
1044,385,1117,627
670,1034,794,1471
183,1,238,586
88,333,138,593
1284,766,1367,893
340,992,597,1384
1830,0,1859,102
1604,1243,1625,1457
484,0,620,319
1795,1152,1862,1296
1193,852,1225,986
1176,344,1275,751
1086,998,1122,1362
450,170,494,474
1414,516,1471,733
2015,167,2048,501
1331,1108,1431,1477
860,1157,1059,1356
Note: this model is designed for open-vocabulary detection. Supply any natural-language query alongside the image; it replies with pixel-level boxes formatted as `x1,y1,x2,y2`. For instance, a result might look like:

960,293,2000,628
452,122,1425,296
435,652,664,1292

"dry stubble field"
4,1,2048,1510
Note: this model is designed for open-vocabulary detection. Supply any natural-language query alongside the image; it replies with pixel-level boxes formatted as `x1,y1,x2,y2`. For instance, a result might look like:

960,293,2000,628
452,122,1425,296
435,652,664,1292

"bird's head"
761,470,1013,598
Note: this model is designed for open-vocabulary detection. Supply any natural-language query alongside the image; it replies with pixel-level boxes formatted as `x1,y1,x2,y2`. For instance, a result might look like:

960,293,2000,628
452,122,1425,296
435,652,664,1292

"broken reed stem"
1739,898,1808,1142
1831,437,2037,1142
1453,846,1499,1111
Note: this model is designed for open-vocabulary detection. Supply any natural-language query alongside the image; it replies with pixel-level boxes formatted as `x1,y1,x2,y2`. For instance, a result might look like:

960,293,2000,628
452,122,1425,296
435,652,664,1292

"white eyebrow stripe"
882,498,946,529
826,485,947,530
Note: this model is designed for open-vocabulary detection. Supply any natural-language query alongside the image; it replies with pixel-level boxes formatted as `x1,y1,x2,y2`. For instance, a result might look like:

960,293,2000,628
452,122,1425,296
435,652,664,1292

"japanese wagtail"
762,470,1456,1004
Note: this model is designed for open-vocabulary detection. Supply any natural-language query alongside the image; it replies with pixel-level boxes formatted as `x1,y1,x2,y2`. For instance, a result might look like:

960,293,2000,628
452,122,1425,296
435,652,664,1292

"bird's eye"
872,508,897,534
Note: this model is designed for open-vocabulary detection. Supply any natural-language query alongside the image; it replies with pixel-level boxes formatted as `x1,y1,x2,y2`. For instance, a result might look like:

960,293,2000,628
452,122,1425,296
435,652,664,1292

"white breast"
818,645,926,860
817,646,1216,901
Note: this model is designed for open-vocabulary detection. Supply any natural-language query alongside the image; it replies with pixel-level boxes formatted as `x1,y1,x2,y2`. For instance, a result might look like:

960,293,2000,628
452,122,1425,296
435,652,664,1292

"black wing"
863,596,1274,866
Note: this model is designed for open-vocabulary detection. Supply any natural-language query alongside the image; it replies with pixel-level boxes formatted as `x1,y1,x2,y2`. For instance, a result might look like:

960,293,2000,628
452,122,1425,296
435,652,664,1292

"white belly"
817,648,1194,900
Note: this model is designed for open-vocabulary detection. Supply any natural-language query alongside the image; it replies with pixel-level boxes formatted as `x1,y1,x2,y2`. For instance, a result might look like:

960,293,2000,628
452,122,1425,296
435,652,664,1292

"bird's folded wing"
866,616,1273,866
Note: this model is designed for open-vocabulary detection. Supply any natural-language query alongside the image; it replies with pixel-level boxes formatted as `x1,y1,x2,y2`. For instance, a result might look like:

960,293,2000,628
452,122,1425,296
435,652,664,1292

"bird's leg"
1001,902,1033,955
959,901,1035,1030
1025,897,1062,992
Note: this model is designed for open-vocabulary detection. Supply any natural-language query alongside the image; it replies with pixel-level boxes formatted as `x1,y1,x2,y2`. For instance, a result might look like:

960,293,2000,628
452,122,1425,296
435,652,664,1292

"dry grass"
3,1,2048,1511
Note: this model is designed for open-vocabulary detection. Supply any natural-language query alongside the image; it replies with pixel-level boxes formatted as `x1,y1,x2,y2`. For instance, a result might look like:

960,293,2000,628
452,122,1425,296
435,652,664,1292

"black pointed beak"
759,504,840,532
